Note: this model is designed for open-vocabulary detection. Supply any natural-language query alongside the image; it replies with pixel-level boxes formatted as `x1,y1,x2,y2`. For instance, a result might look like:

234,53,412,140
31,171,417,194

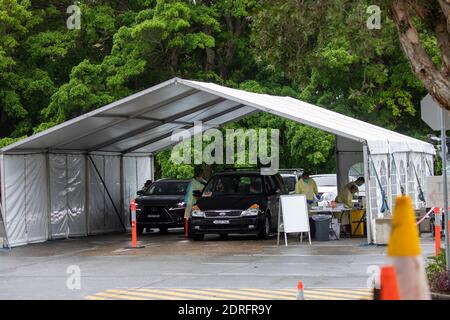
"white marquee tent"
0,78,435,247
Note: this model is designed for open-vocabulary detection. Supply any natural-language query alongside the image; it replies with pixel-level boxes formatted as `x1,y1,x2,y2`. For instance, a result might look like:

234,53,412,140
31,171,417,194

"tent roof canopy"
1,78,435,155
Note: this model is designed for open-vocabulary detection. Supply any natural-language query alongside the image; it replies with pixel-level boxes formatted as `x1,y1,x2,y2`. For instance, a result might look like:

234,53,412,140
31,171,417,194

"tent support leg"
119,155,125,230
87,155,126,232
150,155,155,181
0,155,11,249
85,154,90,236
46,153,52,241
363,144,372,244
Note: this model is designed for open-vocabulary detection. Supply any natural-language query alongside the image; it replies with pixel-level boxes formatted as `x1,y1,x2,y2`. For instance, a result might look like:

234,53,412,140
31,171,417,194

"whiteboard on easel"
280,194,310,233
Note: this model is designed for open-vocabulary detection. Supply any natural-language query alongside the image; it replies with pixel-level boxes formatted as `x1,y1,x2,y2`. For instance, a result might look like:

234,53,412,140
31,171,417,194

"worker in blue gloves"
295,172,319,206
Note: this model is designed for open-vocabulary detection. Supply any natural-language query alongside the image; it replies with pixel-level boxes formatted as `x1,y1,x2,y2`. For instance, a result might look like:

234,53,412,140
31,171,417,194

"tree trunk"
391,0,450,111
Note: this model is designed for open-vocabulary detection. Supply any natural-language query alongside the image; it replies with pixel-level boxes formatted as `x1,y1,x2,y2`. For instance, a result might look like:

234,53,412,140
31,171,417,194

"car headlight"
169,201,186,210
191,205,205,218
241,204,260,216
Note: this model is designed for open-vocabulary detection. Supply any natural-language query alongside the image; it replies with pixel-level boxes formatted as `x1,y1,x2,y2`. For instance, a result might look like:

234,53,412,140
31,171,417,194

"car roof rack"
278,168,304,174
223,167,259,171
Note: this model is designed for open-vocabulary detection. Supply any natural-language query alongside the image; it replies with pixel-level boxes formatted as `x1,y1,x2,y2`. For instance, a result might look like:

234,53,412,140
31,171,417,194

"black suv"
133,179,190,234
189,170,288,240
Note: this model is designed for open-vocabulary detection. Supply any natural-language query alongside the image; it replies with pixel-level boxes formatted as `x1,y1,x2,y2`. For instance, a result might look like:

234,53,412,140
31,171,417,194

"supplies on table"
335,203,345,210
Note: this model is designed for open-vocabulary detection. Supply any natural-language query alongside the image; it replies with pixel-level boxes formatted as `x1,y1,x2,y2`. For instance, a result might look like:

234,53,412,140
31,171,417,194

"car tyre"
258,215,270,239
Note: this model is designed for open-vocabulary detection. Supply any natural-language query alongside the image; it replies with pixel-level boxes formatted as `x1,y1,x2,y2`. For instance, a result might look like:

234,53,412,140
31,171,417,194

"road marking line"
86,287,374,300
306,290,370,300
95,292,147,300
311,288,373,296
205,288,295,300
239,288,355,300
302,294,342,300
239,288,297,295
267,288,371,299
234,254,384,257
85,295,107,300
107,289,181,300
135,288,222,300
172,288,262,300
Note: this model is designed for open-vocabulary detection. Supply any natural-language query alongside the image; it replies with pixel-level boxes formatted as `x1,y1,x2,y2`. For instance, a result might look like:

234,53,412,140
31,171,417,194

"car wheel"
193,234,204,241
219,233,228,239
137,225,144,235
258,215,270,239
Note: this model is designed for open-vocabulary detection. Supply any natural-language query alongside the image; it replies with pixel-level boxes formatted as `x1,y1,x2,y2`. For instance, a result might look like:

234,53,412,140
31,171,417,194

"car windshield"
282,176,296,192
312,175,337,187
203,175,263,197
145,181,189,195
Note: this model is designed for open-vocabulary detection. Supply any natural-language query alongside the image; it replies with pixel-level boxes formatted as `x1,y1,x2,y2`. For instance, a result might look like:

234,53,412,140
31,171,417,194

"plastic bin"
351,210,365,236
312,215,332,241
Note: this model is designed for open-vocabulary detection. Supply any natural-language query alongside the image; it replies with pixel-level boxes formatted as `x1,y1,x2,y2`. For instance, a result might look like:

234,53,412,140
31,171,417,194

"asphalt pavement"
0,230,436,300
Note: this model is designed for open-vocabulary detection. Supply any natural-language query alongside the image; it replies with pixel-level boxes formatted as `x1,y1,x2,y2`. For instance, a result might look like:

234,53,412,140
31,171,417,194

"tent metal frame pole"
87,154,126,232
363,144,372,244
85,154,90,236
119,155,125,230
53,88,199,149
150,155,155,181
89,97,226,152
122,104,245,154
335,136,341,193
440,107,450,270
0,154,11,249
46,153,52,241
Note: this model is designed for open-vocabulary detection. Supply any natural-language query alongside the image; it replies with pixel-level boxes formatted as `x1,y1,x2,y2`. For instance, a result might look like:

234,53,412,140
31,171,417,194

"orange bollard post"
127,199,144,249
296,281,305,300
131,200,137,248
184,218,189,238
380,266,400,300
434,208,441,256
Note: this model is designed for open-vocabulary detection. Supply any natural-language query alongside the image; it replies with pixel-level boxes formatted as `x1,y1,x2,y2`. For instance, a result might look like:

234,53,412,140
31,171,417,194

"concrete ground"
0,229,436,300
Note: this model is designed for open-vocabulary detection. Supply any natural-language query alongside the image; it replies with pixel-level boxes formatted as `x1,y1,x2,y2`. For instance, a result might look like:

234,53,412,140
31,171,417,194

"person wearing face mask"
335,184,359,209
295,172,319,206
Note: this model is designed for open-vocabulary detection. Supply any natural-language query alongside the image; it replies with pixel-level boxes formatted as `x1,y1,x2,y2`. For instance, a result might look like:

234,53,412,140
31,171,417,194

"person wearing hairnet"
344,177,365,194
295,172,319,206
335,184,359,209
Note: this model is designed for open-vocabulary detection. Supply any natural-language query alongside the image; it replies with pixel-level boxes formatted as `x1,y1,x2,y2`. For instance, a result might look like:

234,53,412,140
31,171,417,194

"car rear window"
312,175,337,187
145,181,189,195
203,175,263,197
282,176,296,192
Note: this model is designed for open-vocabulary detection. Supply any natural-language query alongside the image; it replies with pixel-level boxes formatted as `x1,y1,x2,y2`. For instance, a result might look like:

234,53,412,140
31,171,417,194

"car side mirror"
136,190,144,196
193,190,202,198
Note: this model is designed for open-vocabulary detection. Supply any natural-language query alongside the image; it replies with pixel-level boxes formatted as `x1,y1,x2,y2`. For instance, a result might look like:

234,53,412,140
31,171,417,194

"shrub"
426,251,450,294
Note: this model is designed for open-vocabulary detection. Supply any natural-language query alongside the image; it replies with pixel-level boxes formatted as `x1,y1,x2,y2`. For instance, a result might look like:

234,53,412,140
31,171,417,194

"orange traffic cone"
380,266,400,300
296,281,305,300
387,196,430,300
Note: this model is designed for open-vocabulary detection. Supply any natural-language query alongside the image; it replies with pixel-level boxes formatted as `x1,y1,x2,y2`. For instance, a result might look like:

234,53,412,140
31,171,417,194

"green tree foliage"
251,0,433,135
0,0,440,176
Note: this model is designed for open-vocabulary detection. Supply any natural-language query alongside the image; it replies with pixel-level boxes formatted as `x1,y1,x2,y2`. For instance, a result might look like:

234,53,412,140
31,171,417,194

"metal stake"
440,107,450,270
